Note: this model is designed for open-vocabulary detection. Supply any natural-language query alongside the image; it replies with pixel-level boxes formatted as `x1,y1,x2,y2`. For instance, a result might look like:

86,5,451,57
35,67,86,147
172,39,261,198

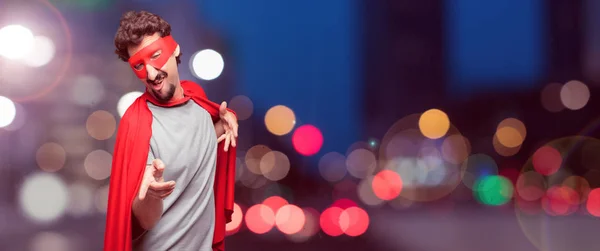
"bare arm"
132,160,175,230
132,189,163,230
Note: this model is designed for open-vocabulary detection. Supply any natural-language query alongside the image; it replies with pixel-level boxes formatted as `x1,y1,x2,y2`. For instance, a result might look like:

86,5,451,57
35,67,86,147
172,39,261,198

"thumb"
220,101,227,115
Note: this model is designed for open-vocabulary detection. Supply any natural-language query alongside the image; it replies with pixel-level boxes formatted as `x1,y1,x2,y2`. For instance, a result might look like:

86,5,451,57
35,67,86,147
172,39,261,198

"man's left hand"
216,101,238,152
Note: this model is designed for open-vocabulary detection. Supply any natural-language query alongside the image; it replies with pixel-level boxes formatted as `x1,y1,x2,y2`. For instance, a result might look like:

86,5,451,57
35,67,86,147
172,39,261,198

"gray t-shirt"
133,100,217,251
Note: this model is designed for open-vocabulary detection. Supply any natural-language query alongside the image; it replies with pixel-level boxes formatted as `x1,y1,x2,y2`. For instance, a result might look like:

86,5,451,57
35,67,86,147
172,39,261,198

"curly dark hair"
114,10,181,64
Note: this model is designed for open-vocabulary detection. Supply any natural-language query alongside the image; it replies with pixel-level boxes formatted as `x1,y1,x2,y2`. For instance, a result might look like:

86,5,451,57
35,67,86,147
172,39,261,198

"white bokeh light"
71,75,105,106
30,231,70,251
67,183,94,217
22,36,56,67
0,25,35,60
0,96,16,128
117,91,143,117
190,49,224,81
19,172,69,223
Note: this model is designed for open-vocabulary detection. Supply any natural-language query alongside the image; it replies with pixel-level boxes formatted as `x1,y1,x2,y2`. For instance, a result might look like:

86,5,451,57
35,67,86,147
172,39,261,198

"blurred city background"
1,0,600,250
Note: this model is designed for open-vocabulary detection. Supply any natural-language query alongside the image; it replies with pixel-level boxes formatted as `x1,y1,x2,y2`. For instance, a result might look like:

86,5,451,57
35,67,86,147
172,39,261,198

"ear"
174,44,181,57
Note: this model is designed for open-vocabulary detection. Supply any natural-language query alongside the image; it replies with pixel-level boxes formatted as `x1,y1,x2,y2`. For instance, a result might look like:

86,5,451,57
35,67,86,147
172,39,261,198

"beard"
147,70,175,103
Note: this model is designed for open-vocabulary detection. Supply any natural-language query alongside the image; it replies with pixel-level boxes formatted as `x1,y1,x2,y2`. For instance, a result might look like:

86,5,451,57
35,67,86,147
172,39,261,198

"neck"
171,84,185,101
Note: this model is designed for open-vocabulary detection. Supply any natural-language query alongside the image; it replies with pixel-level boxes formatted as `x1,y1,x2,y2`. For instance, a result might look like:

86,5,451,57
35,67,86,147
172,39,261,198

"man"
104,10,238,251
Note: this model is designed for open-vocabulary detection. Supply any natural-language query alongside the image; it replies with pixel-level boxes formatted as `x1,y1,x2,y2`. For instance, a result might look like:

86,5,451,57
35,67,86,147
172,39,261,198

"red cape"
103,80,236,251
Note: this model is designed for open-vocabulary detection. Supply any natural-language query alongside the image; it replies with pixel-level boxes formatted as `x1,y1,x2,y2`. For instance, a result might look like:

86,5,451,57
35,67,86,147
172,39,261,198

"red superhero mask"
128,35,178,79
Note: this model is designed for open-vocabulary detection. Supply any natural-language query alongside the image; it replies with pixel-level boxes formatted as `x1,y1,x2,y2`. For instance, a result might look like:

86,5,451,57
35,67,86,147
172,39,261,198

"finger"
159,189,174,199
231,133,236,148
233,122,239,138
149,180,176,191
153,159,165,177
224,132,231,152
217,133,227,143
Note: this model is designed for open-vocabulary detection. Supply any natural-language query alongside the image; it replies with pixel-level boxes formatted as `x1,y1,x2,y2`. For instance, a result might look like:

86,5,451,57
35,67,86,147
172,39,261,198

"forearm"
132,195,163,230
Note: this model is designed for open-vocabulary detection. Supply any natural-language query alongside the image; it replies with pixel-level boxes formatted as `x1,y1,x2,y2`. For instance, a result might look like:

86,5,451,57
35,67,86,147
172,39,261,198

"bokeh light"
532,145,562,176
339,207,369,236
86,110,116,140
84,150,112,180
560,80,590,110
320,207,344,237
228,95,254,121
346,148,377,179
0,96,17,128
516,171,547,201
71,75,105,107
264,105,296,136
259,151,291,181
275,204,306,235
418,109,450,139
22,35,56,67
441,134,471,164
318,152,347,183
473,175,514,206
371,169,403,201
19,173,68,223
586,188,600,217
190,49,224,81
287,208,320,242
245,145,272,175
244,204,275,234
4,102,26,131
0,24,35,59
117,91,143,117
226,203,243,234
29,231,70,251
540,82,565,112
94,185,109,213
292,125,323,156
66,183,94,217
36,142,67,172
495,118,526,148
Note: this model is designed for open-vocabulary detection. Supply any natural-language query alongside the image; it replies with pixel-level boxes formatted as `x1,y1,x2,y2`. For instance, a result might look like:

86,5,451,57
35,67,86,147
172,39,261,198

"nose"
145,64,159,81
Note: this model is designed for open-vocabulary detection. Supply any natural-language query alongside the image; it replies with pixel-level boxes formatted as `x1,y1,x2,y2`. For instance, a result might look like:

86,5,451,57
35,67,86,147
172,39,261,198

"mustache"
146,70,168,85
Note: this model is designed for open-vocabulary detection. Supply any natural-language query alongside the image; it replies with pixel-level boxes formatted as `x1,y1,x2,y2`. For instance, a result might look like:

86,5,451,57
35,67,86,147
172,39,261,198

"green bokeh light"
473,175,514,206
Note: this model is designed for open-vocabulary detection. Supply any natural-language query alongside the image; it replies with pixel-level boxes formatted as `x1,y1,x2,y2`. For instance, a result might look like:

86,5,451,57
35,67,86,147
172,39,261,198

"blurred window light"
190,49,224,81
19,173,68,224
0,24,35,60
0,96,17,127
22,36,55,67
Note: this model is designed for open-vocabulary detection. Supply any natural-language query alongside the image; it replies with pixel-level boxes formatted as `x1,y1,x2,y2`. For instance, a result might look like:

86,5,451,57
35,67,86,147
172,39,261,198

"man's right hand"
138,159,176,201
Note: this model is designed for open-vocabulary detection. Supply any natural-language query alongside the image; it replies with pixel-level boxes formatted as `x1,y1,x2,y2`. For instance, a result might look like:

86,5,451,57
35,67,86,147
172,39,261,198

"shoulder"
181,80,208,99
119,95,148,128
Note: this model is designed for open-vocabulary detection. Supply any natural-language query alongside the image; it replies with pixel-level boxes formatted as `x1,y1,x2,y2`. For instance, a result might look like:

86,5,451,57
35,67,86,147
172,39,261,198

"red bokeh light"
244,204,275,234
263,196,288,213
532,146,562,176
275,204,306,235
586,188,600,217
372,170,403,200
541,186,579,216
292,125,324,156
331,198,358,210
226,203,243,235
339,207,369,237
320,207,344,237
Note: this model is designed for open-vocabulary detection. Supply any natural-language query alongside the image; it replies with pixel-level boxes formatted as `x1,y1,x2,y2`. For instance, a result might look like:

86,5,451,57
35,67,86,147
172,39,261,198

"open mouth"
151,80,164,91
